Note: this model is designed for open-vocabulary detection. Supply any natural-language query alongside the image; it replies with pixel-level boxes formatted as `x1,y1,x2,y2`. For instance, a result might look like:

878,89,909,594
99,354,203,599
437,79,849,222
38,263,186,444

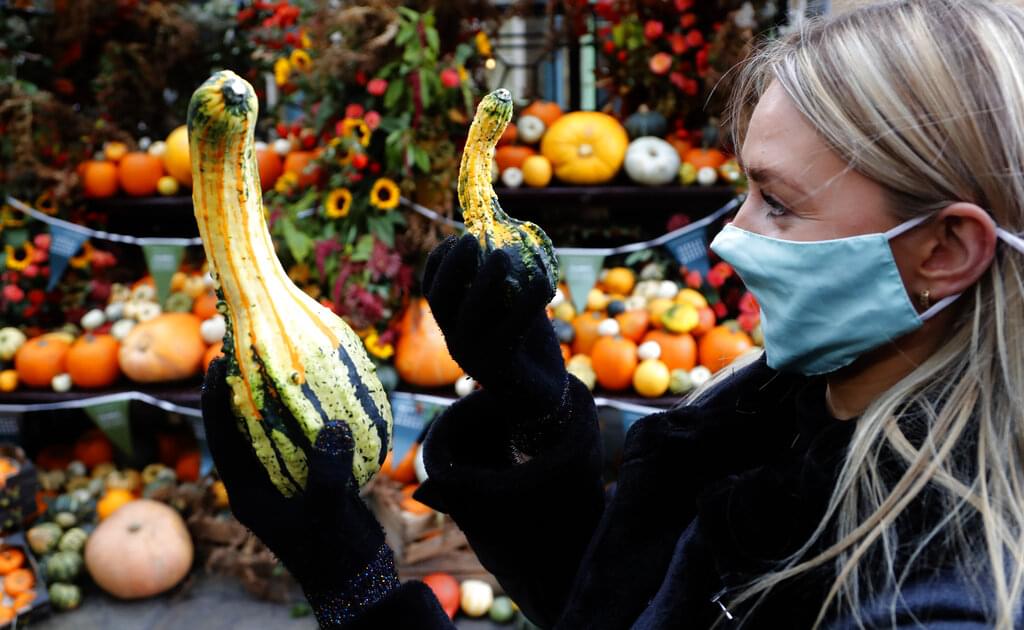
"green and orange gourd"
458,89,559,293
187,71,391,496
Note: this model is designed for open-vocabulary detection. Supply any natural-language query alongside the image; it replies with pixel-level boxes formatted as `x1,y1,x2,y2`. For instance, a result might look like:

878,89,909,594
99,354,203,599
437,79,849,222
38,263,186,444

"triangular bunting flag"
46,225,89,291
84,399,133,456
142,244,185,305
559,251,606,314
664,226,711,276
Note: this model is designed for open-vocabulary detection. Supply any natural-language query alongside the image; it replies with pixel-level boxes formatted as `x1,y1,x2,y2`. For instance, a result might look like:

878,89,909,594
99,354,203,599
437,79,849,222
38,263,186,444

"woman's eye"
763,193,788,217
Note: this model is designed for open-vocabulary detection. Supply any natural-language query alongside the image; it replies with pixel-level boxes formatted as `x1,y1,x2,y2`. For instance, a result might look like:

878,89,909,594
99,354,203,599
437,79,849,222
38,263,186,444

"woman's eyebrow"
745,165,808,198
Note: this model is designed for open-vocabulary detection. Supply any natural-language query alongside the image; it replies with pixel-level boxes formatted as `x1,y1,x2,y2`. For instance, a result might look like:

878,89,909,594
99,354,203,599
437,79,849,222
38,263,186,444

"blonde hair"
719,0,1024,627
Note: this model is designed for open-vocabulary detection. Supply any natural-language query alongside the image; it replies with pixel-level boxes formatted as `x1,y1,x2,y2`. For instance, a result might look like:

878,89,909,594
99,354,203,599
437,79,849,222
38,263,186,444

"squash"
459,88,559,294
541,112,629,185
97,488,135,520
14,336,70,388
58,528,89,554
67,334,121,389
0,327,26,362
624,137,681,186
624,105,668,139
188,71,391,494
0,548,24,574
44,551,82,583
27,523,62,555
48,582,82,611
85,499,193,599
394,299,463,387
119,313,206,383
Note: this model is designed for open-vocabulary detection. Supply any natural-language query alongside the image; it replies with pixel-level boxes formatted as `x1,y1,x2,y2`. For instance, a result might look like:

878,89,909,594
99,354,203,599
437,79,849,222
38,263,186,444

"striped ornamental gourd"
188,71,391,496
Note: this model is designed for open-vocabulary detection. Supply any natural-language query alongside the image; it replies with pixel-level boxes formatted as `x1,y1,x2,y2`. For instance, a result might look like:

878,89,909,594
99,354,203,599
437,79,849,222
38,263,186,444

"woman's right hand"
423,234,570,449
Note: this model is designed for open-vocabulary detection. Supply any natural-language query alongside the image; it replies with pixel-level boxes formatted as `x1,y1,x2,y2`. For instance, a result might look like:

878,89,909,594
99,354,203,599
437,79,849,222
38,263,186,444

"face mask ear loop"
884,214,933,240
919,293,961,321
997,227,1024,254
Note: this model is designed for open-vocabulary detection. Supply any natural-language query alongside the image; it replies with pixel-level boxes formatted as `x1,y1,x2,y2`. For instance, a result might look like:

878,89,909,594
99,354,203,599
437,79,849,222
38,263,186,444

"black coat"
348,357,999,629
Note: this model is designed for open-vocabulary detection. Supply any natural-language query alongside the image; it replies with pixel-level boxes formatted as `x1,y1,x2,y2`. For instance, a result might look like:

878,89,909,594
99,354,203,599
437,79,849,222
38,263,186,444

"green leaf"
3,228,28,248
396,25,415,46
312,94,334,134
279,217,313,264
367,215,396,248
425,27,440,55
418,69,432,109
350,234,375,262
397,6,421,22
412,146,430,173
383,79,404,110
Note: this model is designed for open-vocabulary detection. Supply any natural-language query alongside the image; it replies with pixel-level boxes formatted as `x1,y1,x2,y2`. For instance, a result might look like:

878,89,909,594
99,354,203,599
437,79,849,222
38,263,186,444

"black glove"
201,358,399,628
423,234,570,456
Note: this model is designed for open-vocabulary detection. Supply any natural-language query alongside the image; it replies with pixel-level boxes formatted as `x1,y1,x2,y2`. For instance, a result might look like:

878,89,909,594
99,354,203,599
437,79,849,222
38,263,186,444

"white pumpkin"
52,373,72,393
624,137,681,186
501,166,524,189
105,302,125,322
147,141,166,159
454,375,476,398
80,309,106,331
200,315,226,344
516,115,546,144
696,166,719,186
637,341,661,361
0,327,27,362
597,318,620,337
460,579,494,618
110,319,136,341
690,365,712,386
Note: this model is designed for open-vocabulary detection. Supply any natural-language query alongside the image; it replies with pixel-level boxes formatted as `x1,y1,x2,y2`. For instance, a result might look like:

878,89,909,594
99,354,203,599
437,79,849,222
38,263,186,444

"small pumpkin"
633,358,671,398
58,528,89,554
0,548,24,574
591,336,638,391
67,334,121,389
571,312,604,356
541,112,629,185
3,568,33,595
45,551,82,583
118,313,205,383
624,137,682,186
14,336,71,388
0,370,17,393
699,323,754,373
460,579,494,618
614,309,650,343
11,590,35,611
422,572,460,619
282,150,322,188
642,330,697,372
522,100,564,127
106,469,142,494
48,582,82,611
97,488,136,520
516,115,546,144
662,304,699,334
0,327,26,362
624,105,668,139
493,145,536,172
683,147,727,170
85,499,194,599
394,299,463,388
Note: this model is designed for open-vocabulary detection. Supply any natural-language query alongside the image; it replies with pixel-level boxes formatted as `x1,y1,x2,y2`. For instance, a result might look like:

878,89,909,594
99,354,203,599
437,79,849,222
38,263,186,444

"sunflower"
274,171,299,194
340,117,372,147
369,178,400,211
274,57,291,86
300,31,312,49
364,331,394,360
5,242,34,271
69,241,94,269
325,188,353,218
35,190,57,215
475,31,493,57
289,49,312,73
0,205,24,228
330,137,354,165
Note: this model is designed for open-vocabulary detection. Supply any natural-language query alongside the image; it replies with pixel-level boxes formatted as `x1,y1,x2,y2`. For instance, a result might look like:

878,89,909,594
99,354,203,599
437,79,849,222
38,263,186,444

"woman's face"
731,82,898,241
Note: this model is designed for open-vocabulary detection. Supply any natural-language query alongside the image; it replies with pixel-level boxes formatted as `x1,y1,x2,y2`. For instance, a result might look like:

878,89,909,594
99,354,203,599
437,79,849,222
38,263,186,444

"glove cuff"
304,543,401,628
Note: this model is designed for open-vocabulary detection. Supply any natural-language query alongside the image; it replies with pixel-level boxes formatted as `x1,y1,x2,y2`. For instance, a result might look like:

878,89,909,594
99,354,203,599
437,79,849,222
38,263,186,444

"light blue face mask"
710,214,1024,375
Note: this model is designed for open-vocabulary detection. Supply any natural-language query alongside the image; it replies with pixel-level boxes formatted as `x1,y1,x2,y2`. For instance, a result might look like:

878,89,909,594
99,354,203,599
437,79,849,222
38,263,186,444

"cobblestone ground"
32,574,501,630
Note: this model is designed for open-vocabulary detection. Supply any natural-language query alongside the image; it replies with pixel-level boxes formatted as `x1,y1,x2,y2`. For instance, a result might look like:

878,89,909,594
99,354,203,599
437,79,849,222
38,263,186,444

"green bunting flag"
142,243,185,304
84,399,133,456
46,224,90,291
559,251,606,314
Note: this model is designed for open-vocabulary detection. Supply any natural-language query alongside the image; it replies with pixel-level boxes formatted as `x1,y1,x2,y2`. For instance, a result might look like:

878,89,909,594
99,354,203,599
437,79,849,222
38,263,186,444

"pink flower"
738,311,760,333
668,33,687,55
712,261,733,279
713,301,728,319
364,110,381,130
31,248,48,263
22,265,39,279
649,53,673,76
367,78,388,97
2,284,24,303
686,30,704,49
440,68,460,88
685,270,703,289
675,0,693,10
739,292,760,315
707,267,726,288
345,103,365,119
27,289,45,306
644,20,664,40
33,234,51,250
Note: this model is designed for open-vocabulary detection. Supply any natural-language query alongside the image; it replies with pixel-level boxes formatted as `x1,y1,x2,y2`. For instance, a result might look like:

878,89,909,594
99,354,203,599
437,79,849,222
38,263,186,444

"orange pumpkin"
642,330,697,372
699,323,754,373
684,148,727,170
73,429,114,469
117,152,164,197
394,299,463,387
614,310,650,343
97,488,136,521
668,137,693,161
256,147,283,192
497,123,518,147
571,312,604,356
282,150,321,188
81,160,119,198
522,101,564,127
67,334,121,389
119,313,205,383
202,341,224,373
591,336,638,391
692,306,717,337
423,572,460,619
379,446,418,485
14,336,71,388
192,292,219,320
494,145,537,172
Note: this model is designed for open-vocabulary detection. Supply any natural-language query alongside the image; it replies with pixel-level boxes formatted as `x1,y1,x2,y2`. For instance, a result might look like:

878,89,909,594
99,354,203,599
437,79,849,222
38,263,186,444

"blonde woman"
202,0,1024,627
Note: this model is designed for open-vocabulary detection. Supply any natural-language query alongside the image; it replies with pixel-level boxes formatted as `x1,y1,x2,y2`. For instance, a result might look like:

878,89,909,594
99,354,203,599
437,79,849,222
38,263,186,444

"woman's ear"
915,203,997,299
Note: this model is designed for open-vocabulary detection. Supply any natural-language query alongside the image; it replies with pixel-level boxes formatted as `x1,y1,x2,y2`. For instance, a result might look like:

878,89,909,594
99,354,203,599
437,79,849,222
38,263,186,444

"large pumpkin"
67,334,121,389
541,112,629,185
699,323,754,373
395,299,463,388
85,499,193,599
119,313,205,383
14,336,71,388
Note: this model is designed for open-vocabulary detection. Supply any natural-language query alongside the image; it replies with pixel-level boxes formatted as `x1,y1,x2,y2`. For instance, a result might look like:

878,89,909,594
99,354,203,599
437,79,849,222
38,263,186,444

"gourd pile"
491,100,742,189
546,266,761,398
78,127,192,199
0,269,226,393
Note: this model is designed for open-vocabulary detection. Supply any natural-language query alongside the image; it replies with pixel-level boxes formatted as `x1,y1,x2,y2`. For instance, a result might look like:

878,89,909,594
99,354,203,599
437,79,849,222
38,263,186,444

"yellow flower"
35,190,57,215
69,241,93,269
369,178,400,211
475,31,492,57
1,205,25,227
5,242,34,271
274,57,292,86
457,64,469,83
340,118,371,147
288,263,311,284
324,188,353,218
300,31,312,49
275,171,299,194
364,331,394,360
289,49,312,73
